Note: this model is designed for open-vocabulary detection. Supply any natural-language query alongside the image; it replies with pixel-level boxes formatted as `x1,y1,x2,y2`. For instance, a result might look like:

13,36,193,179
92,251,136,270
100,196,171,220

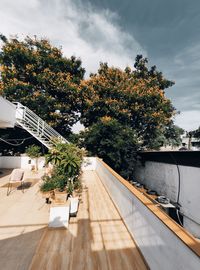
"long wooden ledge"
98,158,200,258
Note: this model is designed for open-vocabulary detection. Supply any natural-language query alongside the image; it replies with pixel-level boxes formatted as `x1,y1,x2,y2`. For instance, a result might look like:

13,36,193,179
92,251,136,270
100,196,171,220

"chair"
7,169,25,196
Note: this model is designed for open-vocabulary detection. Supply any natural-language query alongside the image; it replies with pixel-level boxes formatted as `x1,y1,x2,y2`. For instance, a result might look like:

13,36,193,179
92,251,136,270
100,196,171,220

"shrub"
40,175,56,192
43,142,84,193
51,166,68,192
25,145,41,171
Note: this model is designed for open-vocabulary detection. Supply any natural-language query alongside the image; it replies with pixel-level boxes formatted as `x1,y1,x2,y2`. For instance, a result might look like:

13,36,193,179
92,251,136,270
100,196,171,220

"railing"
14,102,68,148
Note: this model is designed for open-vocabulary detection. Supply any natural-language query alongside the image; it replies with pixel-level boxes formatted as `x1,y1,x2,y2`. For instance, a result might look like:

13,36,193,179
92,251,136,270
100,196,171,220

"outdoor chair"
7,169,25,196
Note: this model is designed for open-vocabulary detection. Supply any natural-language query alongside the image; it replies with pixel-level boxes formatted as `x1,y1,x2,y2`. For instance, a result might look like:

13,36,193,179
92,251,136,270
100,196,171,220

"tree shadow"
0,226,46,270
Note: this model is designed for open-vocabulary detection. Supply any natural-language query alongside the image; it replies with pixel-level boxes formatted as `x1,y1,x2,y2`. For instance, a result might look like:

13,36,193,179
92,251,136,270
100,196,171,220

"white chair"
7,169,25,196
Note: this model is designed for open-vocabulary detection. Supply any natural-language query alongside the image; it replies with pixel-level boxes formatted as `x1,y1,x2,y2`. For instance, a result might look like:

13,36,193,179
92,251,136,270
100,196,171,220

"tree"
81,117,139,179
133,54,175,90
189,127,200,139
163,124,184,148
147,124,184,150
25,144,41,171
187,127,200,149
0,35,85,136
80,58,175,148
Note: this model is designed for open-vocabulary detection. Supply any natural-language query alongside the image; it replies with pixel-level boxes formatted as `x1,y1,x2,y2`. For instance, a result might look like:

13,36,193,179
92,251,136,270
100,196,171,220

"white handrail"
14,102,68,148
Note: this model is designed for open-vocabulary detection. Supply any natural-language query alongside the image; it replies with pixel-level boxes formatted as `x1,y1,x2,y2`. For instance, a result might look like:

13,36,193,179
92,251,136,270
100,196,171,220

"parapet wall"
95,157,200,270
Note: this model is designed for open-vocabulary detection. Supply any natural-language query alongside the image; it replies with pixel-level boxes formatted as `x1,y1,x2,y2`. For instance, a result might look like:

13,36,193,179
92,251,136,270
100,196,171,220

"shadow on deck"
0,171,149,270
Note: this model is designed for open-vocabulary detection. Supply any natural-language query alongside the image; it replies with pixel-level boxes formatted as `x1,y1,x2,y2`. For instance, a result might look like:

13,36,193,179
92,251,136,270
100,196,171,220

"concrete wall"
82,157,97,171
95,158,200,270
134,161,200,238
0,156,45,170
0,96,16,128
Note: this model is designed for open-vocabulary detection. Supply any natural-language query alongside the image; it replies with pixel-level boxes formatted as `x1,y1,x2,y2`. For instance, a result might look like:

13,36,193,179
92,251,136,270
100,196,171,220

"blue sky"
1,0,200,131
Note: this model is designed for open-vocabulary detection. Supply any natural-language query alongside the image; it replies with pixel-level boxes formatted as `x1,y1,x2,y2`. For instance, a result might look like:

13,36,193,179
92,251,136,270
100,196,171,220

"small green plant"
73,177,82,194
40,175,56,192
46,165,67,192
67,181,74,196
25,145,41,171
61,152,81,177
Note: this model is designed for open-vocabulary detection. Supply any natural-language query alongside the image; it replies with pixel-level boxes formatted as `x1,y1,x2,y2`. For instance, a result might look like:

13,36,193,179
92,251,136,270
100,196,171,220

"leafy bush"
25,145,41,158
46,143,84,177
40,175,56,192
43,142,84,193
67,181,74,196
25,145,41,171
82,118,139,179
51,166,68,192
73,176,82,193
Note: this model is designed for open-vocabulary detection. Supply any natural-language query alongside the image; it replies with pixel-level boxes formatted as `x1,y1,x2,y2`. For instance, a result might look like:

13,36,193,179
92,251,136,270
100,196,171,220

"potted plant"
44,142,84,204
53,168,68,203
25,145,41,172
40,175,55,203
73,176,82,197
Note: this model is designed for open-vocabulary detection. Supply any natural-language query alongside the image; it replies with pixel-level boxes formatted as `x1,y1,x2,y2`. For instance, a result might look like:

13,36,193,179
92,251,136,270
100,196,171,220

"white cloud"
0,0,146,75
175,110,200,131
2,0,199,132
162,42,200,130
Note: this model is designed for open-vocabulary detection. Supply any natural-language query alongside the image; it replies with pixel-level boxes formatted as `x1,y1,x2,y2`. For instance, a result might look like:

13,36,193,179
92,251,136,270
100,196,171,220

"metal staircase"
14,102,68,149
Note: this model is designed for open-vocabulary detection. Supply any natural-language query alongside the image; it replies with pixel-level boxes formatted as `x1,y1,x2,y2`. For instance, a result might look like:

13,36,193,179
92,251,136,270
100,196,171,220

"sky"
0,0,200,132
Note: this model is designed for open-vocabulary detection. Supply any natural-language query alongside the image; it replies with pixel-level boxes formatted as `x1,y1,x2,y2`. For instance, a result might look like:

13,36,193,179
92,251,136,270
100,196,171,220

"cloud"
159,42,200,130
175,110,200,131
0,0,146,75
1,0,199,131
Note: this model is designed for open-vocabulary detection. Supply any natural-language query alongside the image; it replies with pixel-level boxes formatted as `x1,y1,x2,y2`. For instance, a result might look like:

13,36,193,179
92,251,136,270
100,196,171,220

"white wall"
0,156,95,171
0,156,45,170
95,159,200,270
0,96,16,128
82,157,97,171
134,161,200,237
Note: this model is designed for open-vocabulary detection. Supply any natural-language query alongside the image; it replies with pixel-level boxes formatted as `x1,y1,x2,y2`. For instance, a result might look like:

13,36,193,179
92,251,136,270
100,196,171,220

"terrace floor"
0,169,148,270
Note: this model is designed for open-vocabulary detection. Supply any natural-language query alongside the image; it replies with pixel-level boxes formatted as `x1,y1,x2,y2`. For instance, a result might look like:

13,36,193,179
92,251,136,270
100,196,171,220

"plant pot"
41,190,54,199
41,190,54,204
54,189,68,204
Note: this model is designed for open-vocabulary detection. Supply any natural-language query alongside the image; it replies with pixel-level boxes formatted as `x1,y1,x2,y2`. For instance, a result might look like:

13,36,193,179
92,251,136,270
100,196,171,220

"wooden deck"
0,170,148,270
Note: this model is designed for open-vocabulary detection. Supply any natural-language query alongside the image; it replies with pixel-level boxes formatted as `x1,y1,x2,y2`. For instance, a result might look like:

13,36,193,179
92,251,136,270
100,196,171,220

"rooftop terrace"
0,169,148,270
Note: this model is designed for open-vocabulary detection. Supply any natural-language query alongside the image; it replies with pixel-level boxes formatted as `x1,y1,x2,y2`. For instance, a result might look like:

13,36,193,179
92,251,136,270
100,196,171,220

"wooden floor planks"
29,171,148,270
0,170,49,270
0,170,148,270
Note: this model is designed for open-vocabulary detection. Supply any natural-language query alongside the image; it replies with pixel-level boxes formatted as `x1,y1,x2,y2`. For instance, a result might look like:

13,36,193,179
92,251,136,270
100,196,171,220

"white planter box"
69,197,79,217
49,204,70,228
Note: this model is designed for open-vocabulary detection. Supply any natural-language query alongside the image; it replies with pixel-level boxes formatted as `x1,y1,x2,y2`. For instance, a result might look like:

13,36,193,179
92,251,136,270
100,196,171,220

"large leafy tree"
0,35,85,135
133,54,175,90
188,127,200,149
189,127,200,139
80,58,175,148
148,123,184,150
81,117,139,179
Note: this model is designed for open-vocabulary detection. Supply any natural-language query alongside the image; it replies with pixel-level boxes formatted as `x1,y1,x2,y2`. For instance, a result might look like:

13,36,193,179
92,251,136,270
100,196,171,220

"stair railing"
14,102,68,148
